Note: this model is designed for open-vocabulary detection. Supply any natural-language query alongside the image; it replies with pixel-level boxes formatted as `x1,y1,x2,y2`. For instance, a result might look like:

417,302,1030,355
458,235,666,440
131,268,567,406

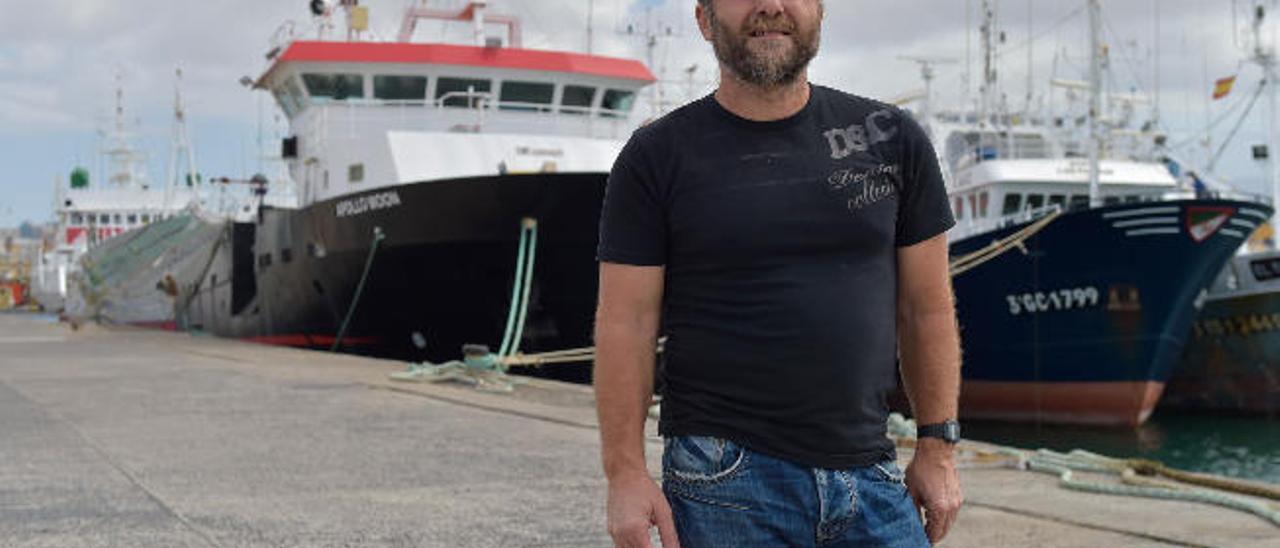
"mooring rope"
498,218,538,358
949,209,1062,277
331,226,386,352
887,413,1280,527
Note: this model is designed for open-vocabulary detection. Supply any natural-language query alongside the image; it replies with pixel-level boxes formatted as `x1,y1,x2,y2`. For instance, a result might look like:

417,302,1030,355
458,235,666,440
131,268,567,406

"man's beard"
707,4,821,89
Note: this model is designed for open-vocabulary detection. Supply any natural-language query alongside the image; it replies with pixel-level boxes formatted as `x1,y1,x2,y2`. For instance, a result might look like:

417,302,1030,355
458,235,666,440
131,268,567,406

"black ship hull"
186,173,605,379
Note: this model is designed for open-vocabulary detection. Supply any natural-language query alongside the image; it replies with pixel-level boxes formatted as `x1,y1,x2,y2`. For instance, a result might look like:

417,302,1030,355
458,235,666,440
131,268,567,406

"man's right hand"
606,471,681,548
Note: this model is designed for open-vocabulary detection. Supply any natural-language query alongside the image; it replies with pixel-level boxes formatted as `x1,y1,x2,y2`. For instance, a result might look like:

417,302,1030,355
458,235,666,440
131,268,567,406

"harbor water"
964,410,1280,485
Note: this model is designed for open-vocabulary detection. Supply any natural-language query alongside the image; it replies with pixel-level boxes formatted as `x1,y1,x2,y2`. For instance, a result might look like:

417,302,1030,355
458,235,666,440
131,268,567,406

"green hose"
498,218,538,358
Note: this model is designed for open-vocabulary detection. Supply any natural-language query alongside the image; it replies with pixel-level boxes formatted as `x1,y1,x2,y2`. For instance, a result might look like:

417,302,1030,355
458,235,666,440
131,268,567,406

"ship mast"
1249,2,1280,245
165,67,199,211
103,71,149,191
902,56,958,127
979,0,998,127
1087,0,1104,207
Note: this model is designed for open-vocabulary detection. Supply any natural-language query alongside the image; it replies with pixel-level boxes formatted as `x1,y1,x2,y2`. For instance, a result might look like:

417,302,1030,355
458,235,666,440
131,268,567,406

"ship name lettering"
1006,286,1100,316
516,146,564,157
336,191,403,218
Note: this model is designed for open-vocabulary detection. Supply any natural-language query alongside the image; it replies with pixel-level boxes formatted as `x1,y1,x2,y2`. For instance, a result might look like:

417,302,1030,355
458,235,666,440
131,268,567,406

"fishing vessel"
31,76,203,318
916,0,1273,425
182,0,654,362
1166,249,1280,415
1162,1,1280,417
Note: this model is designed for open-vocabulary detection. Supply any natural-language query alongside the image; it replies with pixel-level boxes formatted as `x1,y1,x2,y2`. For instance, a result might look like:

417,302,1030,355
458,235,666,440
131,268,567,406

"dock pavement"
0,312,1276,547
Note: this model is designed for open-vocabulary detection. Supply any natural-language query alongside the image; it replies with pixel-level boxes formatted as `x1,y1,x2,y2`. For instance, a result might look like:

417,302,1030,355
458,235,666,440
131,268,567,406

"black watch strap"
917,420,961,443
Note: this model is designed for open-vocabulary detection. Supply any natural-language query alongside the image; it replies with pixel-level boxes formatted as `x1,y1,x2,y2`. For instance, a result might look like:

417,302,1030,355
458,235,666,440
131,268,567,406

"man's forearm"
594,319,659,481
898,307,961,426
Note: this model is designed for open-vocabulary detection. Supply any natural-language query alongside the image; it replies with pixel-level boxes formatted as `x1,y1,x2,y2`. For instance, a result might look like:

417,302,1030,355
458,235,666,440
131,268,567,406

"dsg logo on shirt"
822,110,899,160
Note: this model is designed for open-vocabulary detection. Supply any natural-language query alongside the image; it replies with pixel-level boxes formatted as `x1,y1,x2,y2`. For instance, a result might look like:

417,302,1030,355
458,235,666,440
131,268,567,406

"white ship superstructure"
254,1,652,209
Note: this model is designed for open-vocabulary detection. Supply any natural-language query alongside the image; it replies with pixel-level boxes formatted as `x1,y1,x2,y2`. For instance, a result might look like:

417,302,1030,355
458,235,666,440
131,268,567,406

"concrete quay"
0,312,1276,547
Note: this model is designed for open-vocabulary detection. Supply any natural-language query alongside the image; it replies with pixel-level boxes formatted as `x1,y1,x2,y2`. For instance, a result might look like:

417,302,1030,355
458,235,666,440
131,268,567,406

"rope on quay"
887,413,1280,528
949,208,1062,277
389,217,668,391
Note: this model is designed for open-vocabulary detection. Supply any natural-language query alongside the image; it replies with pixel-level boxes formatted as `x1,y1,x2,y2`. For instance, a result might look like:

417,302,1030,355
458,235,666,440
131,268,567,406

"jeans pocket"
871,460,908,486
663,435,748,484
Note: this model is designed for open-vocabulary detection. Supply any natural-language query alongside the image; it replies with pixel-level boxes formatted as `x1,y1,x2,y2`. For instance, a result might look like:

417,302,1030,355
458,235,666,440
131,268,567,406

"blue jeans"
662,435,930,547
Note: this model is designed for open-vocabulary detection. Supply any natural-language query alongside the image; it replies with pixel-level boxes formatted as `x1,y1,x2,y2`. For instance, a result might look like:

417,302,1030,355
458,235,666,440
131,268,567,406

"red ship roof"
258,41,656,86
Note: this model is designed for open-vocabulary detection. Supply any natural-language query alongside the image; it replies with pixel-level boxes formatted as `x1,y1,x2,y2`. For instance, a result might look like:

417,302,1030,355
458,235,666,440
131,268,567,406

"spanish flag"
1213,76,1237,100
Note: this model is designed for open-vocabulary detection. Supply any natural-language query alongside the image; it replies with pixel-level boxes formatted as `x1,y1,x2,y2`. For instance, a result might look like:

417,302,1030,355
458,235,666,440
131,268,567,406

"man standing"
595,0,963,546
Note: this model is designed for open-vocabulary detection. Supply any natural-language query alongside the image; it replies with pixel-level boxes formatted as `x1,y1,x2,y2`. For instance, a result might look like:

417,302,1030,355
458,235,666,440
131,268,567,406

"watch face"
945,421,961,442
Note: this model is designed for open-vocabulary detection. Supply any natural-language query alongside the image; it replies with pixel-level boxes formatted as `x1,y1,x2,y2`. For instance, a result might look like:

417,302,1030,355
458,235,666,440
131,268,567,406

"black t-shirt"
598,85,955,469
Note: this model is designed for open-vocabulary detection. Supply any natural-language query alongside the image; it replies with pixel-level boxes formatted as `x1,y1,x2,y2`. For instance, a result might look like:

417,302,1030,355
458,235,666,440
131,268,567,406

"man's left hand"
905,439,963,544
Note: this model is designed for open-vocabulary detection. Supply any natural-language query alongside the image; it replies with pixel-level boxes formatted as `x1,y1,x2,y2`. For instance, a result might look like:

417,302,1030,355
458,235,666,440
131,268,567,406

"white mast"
103,71,149,191
979,0,998,127
903,57,958,127
1087,0,1103,207
165,67,199,211
587,0,595,54
1253,2,1280,244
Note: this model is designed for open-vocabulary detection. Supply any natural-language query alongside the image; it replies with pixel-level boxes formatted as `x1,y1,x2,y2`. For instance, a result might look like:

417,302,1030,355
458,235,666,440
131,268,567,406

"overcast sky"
0,0,1274,227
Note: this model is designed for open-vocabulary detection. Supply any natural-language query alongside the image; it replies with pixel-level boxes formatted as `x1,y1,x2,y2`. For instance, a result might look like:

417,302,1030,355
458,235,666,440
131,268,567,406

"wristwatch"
917,419,961,444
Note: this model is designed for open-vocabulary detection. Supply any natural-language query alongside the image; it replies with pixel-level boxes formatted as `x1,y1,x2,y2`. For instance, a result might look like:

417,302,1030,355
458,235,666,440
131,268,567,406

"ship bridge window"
1002,193,1022,215
273,77,308,118
437,77,492,108
560,85,597,115
113,214,122,225
1069,195,1089,210
1025,194,1045,210
142,214,152,223
71,213,84,225
99,214,110,224
601,89,637,118
374,75,427,101
127,214,137,225
1048,194,1067,209
302,73,365,101
499,81,555,112
1251,258,1280,281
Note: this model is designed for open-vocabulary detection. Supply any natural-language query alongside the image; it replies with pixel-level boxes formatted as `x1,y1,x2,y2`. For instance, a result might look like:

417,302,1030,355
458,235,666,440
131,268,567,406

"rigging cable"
1209,77,1268,170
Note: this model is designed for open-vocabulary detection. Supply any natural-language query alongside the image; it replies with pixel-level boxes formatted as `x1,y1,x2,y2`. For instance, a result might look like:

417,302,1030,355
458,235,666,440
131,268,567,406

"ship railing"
951,138,1055,172
311,94,637,141
949,132,1164,173
953,203,1064,240
1161,188,1274,206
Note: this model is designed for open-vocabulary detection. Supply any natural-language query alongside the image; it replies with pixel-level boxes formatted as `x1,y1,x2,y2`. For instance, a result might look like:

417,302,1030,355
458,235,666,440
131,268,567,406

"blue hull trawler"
909,0,1273,425
177,0,655,361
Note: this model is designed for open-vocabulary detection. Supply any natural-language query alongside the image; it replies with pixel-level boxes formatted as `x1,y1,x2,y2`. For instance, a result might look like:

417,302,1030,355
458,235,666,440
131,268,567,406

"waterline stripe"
1102,207,1180,219
1126,228,1181,237
1112,217,1178,228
